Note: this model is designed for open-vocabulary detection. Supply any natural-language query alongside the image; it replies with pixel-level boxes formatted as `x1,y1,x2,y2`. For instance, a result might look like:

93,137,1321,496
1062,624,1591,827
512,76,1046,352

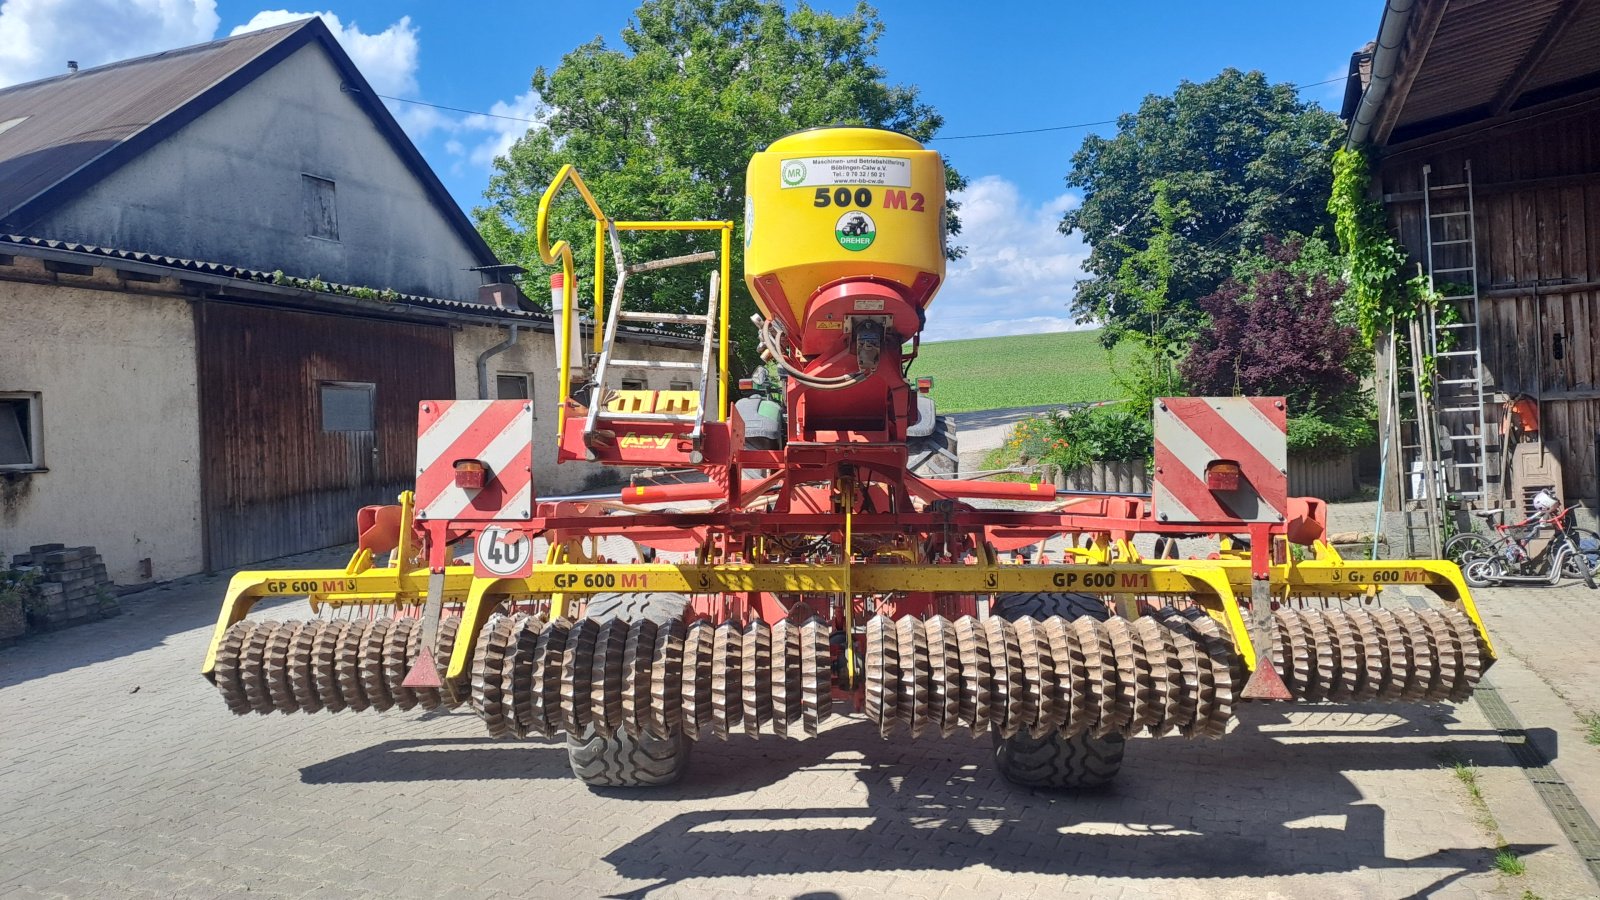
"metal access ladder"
1421,162,1492,505
581,223,720,458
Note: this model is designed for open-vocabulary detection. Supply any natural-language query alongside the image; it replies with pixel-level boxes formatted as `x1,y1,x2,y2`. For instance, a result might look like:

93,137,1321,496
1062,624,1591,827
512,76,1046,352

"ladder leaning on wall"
1391,160,1491,558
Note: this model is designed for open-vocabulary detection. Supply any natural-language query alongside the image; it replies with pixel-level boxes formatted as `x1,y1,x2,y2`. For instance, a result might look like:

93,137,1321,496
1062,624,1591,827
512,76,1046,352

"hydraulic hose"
754,316,867,390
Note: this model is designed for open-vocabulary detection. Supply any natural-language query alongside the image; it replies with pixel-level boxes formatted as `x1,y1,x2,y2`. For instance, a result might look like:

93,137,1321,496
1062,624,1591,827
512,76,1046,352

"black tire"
991,591,1109,622
566,592,692,788
582,591,691,625
1442,533,1493,566
568,727,692,788
1562,534,1599,589
988,591,1124,789
991,728,1126,789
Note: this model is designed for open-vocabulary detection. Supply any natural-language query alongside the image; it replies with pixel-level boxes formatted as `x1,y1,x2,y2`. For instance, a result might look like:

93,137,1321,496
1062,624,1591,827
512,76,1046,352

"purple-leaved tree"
1181,239,1359,414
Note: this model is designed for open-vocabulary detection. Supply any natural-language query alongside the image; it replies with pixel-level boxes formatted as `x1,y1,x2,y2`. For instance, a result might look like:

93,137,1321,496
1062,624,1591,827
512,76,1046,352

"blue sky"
0,0,1381,341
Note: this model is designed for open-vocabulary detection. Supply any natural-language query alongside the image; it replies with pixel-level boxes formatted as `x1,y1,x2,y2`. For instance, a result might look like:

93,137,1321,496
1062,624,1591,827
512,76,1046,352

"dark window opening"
320,382,374,432
0,393,41,469
302,174,339,241
620,378,647,391
496,373,532,401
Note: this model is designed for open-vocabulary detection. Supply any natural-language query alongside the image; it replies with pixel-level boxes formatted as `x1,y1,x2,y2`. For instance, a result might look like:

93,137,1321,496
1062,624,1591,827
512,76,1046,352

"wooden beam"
1372,0,1452,147
1482,279,1600,299
1385,168,1600,205
1381,87,1600,159
1491,0,1592,117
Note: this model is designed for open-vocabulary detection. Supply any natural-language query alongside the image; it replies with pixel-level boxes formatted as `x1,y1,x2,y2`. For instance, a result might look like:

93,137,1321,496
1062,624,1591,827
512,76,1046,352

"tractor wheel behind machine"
990,592,1125,789
566,592,693,788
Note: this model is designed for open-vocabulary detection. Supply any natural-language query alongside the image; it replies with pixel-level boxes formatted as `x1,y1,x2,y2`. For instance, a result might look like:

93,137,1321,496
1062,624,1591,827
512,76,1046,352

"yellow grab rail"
533,164,735,439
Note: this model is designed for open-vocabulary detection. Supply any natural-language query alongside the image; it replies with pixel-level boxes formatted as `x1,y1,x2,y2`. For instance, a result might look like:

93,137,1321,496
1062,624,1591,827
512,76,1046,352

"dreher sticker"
835,211,876,251
781,156,911,188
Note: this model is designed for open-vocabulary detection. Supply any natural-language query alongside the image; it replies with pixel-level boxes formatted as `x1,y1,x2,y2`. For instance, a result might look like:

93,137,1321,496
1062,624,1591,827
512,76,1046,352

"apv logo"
619,433,674,450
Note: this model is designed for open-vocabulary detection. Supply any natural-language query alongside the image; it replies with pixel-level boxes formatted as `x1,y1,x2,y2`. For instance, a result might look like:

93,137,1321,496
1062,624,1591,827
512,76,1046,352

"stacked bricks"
9,544,120,630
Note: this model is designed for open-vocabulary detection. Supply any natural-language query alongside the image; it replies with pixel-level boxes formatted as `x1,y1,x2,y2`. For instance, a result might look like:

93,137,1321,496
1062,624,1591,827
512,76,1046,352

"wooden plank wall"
196,302,455,570
1380,100,1600,511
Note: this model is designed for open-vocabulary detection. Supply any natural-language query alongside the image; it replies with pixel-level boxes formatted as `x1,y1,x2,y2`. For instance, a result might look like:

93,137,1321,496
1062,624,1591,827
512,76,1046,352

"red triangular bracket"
1240,651,1293,701
402,646,444,689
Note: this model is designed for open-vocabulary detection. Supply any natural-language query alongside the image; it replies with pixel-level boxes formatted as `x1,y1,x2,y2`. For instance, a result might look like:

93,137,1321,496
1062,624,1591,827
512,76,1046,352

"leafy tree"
1110,179,1189,410
1180,238,1373,456
1061,69,1343,346
475,0,966,372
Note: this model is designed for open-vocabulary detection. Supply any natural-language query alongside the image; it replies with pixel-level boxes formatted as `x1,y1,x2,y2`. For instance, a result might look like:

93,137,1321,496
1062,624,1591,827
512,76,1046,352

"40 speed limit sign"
474,526,534,578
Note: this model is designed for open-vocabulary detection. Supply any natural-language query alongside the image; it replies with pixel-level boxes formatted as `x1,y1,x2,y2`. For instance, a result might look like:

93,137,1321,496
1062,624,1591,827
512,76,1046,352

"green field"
911,330,1133,413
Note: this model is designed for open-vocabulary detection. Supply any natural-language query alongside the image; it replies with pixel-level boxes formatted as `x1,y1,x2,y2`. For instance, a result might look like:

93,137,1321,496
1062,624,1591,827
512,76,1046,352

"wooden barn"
1345,0,1600,535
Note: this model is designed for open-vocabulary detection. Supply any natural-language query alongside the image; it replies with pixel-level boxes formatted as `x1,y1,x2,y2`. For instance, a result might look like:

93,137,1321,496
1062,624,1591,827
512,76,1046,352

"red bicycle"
1443,490,1599,589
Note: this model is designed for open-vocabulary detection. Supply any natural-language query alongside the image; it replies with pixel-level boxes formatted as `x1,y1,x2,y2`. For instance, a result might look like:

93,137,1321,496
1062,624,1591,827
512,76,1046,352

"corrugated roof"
1346,0,1600,146
0,233,703,348
0,17,501,271
0,22,301,221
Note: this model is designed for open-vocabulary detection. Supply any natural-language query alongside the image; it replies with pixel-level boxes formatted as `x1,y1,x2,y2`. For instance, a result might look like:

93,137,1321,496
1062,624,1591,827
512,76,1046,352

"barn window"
320,382,374,432
302,174,339,241
668,380,693,391
620,378,647,391
496,373,532,401
0,392,42,470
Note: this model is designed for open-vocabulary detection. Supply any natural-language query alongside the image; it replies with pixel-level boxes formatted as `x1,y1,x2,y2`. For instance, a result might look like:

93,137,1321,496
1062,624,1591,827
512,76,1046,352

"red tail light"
454,459,487,490
1205,460,1241,492
916,376,934,393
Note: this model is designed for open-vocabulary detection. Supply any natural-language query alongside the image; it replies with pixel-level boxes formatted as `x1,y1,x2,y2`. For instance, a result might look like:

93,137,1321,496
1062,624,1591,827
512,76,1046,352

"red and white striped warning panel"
1153,397,1287,524
414,400,535,523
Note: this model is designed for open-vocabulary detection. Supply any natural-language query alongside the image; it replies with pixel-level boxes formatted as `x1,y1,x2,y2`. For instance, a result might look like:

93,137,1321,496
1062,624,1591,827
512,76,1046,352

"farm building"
0,18,699,585
1344,0,1600,532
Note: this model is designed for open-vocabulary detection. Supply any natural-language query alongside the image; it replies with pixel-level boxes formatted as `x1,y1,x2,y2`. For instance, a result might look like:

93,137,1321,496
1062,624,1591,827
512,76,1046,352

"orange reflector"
738,378,755,391
916,376,934,393
1205,459,1241,492
454,459,487,490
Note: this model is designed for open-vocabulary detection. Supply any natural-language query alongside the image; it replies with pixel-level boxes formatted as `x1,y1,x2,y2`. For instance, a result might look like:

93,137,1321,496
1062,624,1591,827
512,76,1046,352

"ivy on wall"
1327,147,1432,345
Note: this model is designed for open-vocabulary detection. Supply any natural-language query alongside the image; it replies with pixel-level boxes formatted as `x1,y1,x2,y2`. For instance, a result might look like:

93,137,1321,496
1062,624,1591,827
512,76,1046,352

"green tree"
474,0,966,372
1061,68,1342,347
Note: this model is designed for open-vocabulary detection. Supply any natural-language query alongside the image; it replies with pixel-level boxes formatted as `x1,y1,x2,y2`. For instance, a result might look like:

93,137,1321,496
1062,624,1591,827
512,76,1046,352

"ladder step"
1429,182,1470,191
1436,350,1479,357
1438,322,1479,329
1433,267,1476,274
1439,378,1483,385
1431,211,1471,218
618,311,712,325
610,358,702,371
1441,434,1483,441
1431,239,1473,246
1439,406,1483,413
1450,462,1484,469
596,411,699,424
625,250,718,275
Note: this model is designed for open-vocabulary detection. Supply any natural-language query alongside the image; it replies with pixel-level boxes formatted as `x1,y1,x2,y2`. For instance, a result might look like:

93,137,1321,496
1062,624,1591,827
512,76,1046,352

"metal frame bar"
201,554,1493,682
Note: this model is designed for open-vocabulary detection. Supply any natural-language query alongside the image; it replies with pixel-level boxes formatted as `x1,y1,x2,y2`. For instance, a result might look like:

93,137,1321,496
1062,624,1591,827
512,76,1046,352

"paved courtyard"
3,545,1599,899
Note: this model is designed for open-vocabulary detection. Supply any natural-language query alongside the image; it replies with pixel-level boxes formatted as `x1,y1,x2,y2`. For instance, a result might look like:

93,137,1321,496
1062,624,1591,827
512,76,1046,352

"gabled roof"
0,17,499,266
1344,0,1600,148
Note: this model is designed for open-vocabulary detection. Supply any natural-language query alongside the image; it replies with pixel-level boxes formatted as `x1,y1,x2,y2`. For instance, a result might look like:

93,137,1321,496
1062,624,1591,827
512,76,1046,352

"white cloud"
924,175,1097,343
0,0,219,87
230,10,435,134
460,89,542,170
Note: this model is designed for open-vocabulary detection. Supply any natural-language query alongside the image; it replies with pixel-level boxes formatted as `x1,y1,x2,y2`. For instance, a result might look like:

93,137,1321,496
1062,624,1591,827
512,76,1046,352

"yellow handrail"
533,164,735,439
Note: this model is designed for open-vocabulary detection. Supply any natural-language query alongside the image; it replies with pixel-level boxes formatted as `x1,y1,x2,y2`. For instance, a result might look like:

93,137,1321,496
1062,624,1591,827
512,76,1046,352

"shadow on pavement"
586,708,1552,896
